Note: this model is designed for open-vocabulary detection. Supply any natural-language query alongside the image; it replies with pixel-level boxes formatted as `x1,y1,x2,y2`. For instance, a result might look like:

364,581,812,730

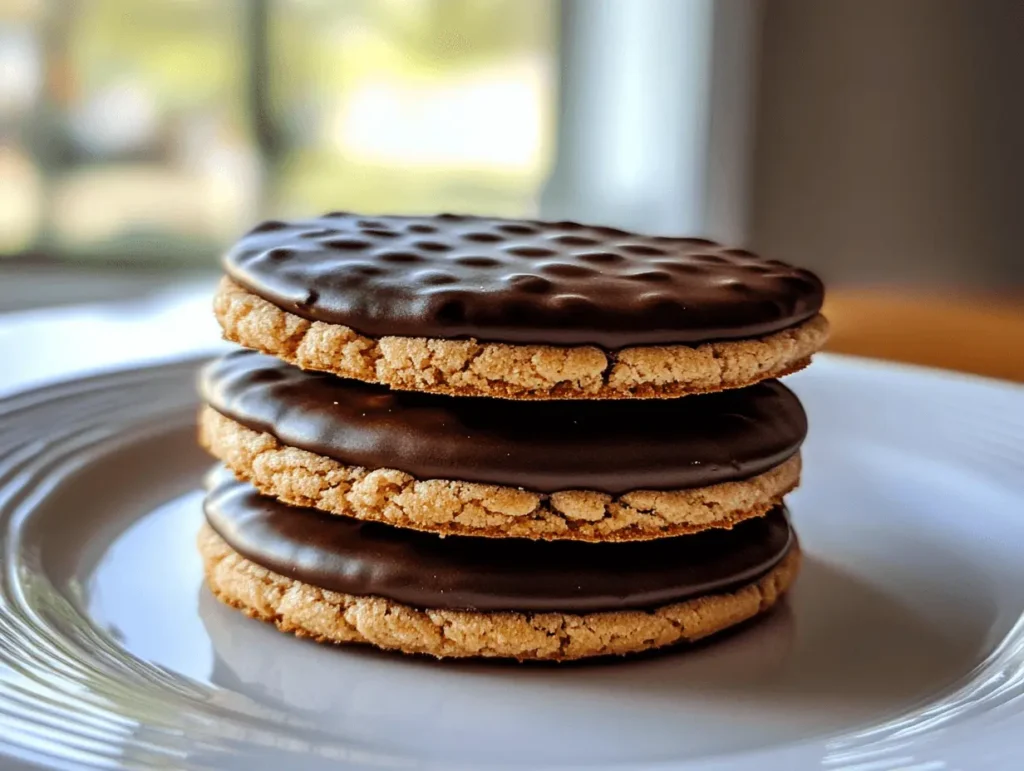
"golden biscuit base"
199,524,800,661
200,407,801,543
214,278,829,400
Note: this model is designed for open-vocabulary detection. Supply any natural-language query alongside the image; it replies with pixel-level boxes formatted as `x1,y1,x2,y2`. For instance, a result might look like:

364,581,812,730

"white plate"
1,354,1023,770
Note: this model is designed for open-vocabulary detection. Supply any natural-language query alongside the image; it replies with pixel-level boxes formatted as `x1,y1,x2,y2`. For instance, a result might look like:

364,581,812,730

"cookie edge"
199,523,801,661
199,407,801,543
214,278,829,400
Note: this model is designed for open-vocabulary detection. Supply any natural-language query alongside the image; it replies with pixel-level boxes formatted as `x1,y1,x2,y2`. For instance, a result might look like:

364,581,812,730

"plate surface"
1,354,1023,770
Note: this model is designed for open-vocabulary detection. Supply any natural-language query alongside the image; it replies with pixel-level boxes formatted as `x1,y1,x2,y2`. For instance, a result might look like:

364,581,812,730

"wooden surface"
824,290,1024,383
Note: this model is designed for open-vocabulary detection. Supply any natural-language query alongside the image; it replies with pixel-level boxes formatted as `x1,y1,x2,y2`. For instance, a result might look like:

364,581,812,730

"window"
0,0,556,265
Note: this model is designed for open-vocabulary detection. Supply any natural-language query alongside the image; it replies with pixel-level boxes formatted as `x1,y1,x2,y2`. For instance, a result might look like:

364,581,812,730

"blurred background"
1,0,1022,386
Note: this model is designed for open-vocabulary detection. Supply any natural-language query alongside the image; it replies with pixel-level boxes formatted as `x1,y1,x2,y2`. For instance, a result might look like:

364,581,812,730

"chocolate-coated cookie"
199,351,804,541
216,213,828,399
199,476,801,660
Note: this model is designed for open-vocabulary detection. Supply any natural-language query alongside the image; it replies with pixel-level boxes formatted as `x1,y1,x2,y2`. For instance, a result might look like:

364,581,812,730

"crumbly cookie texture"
199,524,800,661
199,407,801,542
214,278,829,400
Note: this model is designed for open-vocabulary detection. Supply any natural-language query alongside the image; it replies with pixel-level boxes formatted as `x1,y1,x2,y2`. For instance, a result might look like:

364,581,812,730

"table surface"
825,290,1024,384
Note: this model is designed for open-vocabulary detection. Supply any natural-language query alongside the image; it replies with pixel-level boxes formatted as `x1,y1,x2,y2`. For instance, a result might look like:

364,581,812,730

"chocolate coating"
223,213,824,348
205,470,794,612
201,350,807,495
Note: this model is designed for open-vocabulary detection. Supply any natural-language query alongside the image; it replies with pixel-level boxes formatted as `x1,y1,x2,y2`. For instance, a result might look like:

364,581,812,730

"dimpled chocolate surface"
200,350,807,494
204,469,794,612
222,213,824,347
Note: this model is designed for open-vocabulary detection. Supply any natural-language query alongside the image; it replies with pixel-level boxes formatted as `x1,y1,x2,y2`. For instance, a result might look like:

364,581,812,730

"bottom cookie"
199,524,801,661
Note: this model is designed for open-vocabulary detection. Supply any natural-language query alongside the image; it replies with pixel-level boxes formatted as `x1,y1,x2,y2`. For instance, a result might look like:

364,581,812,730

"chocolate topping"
223,213,824,348
204,469,794,612
201,351,807,495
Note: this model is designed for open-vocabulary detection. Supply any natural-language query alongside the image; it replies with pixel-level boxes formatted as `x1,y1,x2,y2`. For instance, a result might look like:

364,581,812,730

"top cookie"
218,213,829,399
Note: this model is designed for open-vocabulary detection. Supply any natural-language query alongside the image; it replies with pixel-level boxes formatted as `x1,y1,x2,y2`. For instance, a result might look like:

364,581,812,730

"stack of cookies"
198,213,828,661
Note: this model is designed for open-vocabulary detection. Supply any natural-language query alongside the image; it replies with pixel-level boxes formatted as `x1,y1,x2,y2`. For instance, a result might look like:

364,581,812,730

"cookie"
216,213,828,399
198,351,805,541
199,474,800,661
